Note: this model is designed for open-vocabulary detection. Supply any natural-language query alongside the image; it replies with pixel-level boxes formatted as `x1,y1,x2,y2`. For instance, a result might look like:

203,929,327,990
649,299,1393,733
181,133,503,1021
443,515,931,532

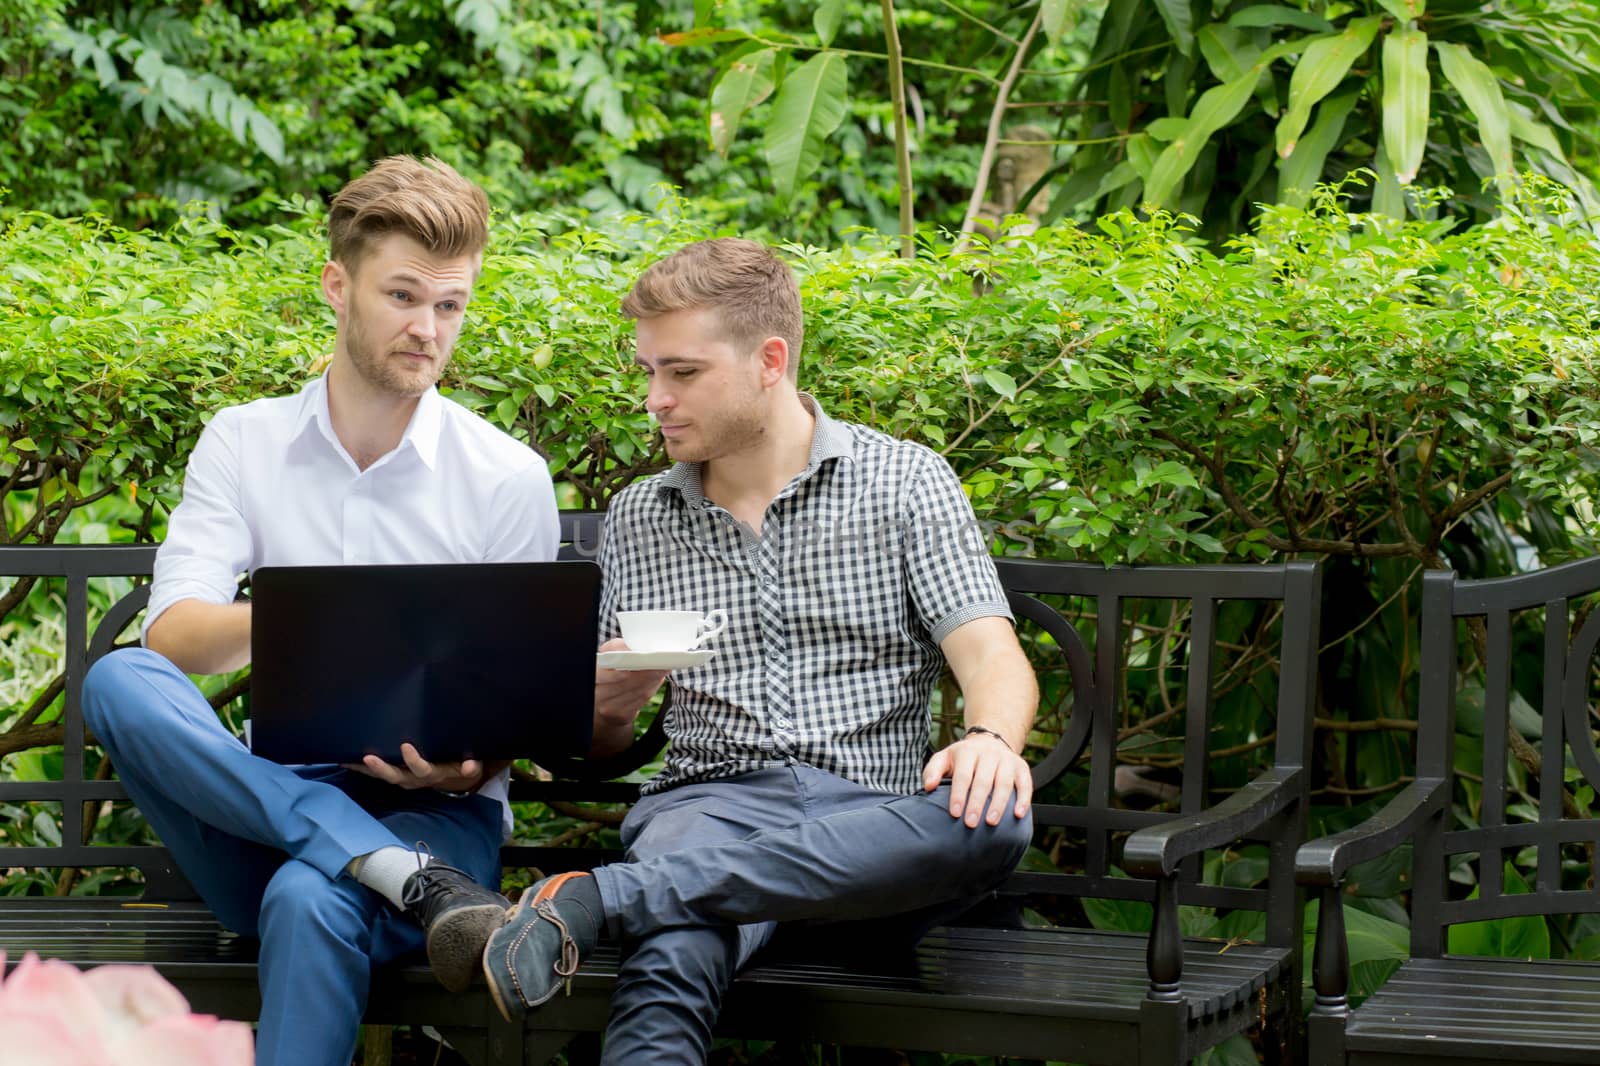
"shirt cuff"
929,601,1015,645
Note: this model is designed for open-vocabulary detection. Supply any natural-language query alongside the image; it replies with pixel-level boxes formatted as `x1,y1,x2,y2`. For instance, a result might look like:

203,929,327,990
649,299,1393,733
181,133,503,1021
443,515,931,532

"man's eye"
674,369,697,379
390,291,411,302
439,301,461,313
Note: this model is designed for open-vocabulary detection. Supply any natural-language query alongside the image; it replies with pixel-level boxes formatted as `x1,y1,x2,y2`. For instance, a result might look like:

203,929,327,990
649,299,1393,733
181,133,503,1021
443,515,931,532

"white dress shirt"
146,374,560,833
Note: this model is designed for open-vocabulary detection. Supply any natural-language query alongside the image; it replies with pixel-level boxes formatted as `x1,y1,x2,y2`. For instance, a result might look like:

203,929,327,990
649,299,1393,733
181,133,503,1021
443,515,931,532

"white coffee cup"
617,609,729,653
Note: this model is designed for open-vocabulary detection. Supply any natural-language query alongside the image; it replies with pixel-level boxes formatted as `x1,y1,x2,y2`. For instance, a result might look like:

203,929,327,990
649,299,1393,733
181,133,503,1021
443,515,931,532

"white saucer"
596,649,716,671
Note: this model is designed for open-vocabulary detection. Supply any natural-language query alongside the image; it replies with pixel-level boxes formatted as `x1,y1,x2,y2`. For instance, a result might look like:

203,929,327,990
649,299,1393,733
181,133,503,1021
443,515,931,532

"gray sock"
348,846,429,909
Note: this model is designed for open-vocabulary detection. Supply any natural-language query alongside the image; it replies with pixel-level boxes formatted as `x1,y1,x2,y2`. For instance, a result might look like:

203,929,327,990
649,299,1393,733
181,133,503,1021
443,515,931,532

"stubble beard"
665,389,769,464
343,301,445,399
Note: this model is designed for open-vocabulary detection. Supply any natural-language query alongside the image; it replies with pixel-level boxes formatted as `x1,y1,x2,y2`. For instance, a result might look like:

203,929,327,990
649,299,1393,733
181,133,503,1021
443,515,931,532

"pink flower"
0,951,253,1064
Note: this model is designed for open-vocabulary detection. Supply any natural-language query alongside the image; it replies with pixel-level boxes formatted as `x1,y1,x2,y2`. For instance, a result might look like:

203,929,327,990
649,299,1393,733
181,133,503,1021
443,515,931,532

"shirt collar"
656,393,854,506
288,371,444,471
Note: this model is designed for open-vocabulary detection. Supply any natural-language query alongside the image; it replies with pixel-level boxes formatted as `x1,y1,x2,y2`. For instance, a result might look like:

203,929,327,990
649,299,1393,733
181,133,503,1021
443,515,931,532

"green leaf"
1374,0,1425,20
1146,47,1289,207
1278,91,1358,207
1229,5,1334,33
813,0,847,48
1447,863,1551,959
659,27,755,48
1109,62,1131,131
1152,0,1194,56
1435,42,1514,183
1198,25,1262,83
1506,103,1563,157
247,110,286,166
763,51,849,202
1373,130,1407,217
982,368,1018,399
1381,27,1430,184
709,48,776,156
1041,0,1071,46
1277,17,1384,159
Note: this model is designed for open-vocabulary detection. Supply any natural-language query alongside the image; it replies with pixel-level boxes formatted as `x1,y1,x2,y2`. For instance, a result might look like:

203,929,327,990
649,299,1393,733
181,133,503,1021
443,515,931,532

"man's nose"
645,379,673,414
407,307,438,341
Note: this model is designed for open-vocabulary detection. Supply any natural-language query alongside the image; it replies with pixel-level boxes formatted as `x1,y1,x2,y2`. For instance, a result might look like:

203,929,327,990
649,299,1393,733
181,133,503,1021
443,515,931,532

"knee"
947,801,1033,883
82,648,168,738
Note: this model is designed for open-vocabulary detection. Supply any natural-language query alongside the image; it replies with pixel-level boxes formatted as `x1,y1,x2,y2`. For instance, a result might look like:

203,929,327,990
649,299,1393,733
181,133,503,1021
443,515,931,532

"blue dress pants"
592,765,1033,1065
82,648,503,1066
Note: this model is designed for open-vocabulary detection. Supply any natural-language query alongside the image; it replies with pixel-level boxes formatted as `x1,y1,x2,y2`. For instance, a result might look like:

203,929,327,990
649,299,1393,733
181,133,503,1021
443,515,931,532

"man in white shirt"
81,156,560,1066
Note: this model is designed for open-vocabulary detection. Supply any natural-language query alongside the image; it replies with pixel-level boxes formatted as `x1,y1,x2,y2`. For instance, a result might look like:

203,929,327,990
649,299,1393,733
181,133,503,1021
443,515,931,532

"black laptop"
249,561,599,765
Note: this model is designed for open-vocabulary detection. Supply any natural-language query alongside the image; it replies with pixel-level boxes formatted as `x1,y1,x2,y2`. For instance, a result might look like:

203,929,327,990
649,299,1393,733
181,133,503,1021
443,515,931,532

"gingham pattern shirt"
598,396,1013,796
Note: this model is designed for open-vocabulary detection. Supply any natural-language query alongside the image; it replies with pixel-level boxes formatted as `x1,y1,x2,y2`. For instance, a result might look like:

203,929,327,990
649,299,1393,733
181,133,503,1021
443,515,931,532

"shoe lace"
535,899,582,980
398,842,462,919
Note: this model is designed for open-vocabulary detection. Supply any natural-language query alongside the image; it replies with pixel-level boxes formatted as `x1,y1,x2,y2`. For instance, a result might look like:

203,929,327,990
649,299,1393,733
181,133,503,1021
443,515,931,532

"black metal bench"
0,515,1324,1065
1297,558,1600,1065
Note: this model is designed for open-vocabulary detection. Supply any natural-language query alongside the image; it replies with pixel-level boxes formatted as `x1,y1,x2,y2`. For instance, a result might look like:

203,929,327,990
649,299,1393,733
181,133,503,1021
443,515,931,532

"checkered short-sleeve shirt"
597,396,1013,796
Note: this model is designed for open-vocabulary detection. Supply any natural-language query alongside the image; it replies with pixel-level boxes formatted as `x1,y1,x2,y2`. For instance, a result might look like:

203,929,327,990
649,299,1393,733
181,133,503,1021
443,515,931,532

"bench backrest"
0,517,1322,952
1409,560,1600,957
997,558,1321,949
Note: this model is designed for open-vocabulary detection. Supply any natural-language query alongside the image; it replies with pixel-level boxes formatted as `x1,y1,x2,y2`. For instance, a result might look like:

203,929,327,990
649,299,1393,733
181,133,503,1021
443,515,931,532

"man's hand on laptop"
591,638,668,757
346,742,485,793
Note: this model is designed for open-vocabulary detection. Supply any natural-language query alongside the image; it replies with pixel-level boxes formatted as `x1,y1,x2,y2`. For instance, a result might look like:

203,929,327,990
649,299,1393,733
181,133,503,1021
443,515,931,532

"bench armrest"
1294,777,1448,887
1123,766,1303,879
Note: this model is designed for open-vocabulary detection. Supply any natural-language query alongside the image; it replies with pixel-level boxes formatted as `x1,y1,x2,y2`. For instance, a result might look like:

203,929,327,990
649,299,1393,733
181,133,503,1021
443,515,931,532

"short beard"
666,390,768,463
343,301,444,398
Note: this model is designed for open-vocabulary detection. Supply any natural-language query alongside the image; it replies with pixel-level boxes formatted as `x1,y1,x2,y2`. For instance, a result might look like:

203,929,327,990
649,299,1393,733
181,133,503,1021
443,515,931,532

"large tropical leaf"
1374,0,1426,20
1153,0,1195,57
709,47,776,156
1278,91,1358,207
1145,40,1297,206
763,51,849,202
1229,5,1333,33
1435,42,1514,183
1382,27,1430,184
1277,16,1384,159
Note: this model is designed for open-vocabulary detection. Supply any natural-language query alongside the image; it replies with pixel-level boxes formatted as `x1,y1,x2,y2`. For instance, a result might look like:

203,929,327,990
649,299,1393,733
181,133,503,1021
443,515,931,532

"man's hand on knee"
922,731,1032,828
345,742,485,793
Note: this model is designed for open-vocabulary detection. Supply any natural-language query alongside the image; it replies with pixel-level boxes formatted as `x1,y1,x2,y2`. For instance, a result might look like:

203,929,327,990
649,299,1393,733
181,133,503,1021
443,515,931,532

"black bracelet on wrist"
963,724,1012,751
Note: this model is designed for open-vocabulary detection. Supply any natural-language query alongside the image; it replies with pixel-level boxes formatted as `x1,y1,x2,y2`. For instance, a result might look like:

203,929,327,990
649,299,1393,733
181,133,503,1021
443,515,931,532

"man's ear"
757,336,789,387
321,260,349,315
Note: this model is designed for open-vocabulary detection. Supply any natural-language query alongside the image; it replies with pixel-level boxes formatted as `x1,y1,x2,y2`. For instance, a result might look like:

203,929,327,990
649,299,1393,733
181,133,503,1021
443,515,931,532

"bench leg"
1261,974,1304,1065
1138,995,1189,1066
1306,1009,1348,1066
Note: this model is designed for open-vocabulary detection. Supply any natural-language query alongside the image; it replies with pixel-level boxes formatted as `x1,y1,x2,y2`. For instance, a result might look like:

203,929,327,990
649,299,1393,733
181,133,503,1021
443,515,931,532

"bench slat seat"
0,899,1289,1056
1344,958,1600,1063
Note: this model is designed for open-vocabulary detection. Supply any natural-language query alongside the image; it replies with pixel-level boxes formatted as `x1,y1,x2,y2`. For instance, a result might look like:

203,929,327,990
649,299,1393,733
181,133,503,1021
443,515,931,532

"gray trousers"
591,764,1033,1064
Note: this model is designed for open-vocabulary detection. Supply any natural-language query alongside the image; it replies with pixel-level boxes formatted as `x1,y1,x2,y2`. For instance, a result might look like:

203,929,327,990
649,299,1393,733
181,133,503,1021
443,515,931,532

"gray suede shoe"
483,871,600,1022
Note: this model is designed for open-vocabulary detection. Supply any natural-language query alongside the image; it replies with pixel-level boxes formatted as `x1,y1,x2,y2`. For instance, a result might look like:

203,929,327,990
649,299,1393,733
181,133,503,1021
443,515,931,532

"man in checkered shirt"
484,238,1038,1061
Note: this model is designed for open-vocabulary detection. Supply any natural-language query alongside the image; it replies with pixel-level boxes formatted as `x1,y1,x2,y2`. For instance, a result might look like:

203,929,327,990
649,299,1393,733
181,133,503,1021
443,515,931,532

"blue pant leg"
254,786,504,1066
594,771,1032,940
83,648,406,881
599,773,801,1066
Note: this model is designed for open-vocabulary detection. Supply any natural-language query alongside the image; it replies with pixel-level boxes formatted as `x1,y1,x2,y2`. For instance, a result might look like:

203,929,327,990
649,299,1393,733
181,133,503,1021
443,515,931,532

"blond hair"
327,156,489,272
622,239,803,376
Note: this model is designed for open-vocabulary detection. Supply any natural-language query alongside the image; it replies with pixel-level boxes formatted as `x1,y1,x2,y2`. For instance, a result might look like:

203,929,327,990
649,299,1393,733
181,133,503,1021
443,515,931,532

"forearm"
961,657,1037,751
943,616,1037,751
145,600,252,675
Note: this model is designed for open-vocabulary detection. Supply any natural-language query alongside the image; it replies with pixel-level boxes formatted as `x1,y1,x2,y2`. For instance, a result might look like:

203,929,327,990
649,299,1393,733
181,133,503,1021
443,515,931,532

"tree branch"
960,12,1042,236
